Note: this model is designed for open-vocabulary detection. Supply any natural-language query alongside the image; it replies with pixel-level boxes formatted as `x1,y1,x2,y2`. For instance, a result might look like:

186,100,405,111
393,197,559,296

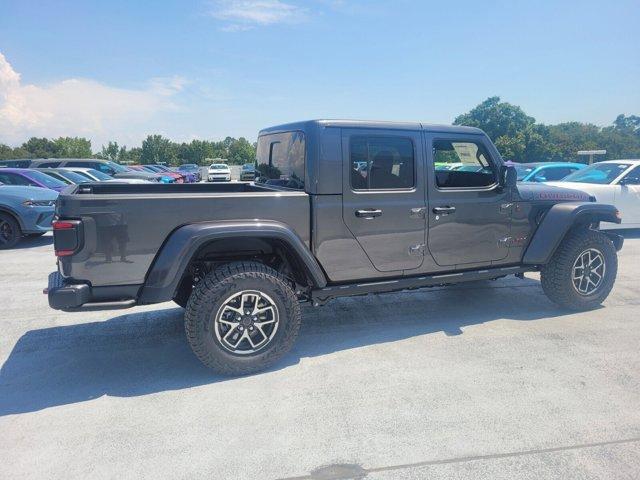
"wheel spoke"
223,304,243,315
214,290,280,355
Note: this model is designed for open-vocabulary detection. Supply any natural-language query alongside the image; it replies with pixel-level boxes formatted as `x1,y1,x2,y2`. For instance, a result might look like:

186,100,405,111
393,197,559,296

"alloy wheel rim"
572,248,606,296
214,290,279,355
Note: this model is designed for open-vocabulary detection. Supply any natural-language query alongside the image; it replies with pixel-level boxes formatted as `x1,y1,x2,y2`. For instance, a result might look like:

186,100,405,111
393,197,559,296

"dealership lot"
1,232,639,479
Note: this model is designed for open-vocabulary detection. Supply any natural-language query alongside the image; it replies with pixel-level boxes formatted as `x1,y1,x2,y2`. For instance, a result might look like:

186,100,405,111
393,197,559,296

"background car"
546,159,640,229
34,168,92,185
239,163,257,181
177,163,202,182
149,164,196,183
208,163,231,182
0,183,57,248
512,162,586,182
59,167,152,184
1,158,163,182
0,168,68,192
128,165,177,183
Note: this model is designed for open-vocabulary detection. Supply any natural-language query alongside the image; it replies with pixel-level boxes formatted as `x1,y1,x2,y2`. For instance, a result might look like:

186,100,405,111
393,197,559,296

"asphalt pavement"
1,231,639,479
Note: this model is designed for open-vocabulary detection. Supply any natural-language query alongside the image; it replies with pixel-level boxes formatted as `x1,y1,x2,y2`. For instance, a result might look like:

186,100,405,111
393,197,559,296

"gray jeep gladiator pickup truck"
47,120,624,375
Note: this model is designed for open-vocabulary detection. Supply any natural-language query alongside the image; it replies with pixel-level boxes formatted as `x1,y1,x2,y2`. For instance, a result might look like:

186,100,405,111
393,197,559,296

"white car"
208,163,231,182
59,167,152,184
546,159,640,229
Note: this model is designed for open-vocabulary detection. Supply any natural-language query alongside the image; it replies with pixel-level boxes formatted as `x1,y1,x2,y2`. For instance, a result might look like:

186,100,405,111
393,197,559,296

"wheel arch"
138,220,327,304
0,206,24,231
522,202,621,265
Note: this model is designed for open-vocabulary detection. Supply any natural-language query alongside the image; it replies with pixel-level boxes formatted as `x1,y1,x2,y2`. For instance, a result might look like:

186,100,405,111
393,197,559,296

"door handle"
432,206,456,215
355,209,383,218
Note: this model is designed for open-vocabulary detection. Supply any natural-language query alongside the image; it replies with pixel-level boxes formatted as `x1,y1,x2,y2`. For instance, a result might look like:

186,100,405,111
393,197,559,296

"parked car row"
0,158,200,183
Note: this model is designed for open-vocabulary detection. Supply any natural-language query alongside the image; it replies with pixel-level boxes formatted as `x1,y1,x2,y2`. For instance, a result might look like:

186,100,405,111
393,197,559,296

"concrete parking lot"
1,232,639,479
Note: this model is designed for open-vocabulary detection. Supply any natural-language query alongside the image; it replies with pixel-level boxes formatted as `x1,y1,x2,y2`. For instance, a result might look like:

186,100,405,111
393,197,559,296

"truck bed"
56,182,311,287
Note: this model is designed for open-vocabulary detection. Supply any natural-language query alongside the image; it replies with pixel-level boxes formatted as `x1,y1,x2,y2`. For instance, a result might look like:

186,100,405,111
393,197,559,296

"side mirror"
500,165,517,188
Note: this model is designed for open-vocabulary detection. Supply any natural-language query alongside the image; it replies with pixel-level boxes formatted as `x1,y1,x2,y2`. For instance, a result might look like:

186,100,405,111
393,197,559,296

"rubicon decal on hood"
535,191,590,201
516,183,592,202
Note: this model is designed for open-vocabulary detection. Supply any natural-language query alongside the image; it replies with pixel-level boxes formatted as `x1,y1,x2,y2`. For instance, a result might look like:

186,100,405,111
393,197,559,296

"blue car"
0,184,58,249
513,162,586,182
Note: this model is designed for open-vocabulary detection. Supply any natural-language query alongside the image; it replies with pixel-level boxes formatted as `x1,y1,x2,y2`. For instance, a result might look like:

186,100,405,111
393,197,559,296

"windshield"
58,171,91,183
179,164,197,171
514,164,535,180
562,162,631,184
210,164,228,170
28,170,67,188
87,169,113,181
106,161,129,173
242,164,254,170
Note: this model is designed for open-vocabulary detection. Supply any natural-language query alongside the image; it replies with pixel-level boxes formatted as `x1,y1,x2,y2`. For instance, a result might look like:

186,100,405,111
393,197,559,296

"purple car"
0,168,68,192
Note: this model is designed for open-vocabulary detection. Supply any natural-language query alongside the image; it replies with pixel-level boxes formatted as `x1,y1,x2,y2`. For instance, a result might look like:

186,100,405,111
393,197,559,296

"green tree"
100,141,121,162
54,137,92,158
140,135,176,164
22,137,60,158
227,137,255,165
0,144,14,160
453,96,535,141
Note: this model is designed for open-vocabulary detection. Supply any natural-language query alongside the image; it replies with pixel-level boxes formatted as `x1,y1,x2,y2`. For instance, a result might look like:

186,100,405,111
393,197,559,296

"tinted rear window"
256,131,305,190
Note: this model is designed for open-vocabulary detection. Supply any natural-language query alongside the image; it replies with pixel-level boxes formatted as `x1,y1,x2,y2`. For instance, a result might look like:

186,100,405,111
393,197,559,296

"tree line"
0,135,257,166
453,97,640,162
1,97,639,164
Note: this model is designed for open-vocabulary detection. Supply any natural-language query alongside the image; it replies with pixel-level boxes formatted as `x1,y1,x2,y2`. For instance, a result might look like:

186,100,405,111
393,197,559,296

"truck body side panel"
56,190,310,287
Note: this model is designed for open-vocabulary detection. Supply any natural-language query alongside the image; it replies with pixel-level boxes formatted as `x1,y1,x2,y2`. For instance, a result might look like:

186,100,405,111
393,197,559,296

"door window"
621,166,640,185
37,161,61,168
433,140,496,188
0,172,35,186
350,136,414,190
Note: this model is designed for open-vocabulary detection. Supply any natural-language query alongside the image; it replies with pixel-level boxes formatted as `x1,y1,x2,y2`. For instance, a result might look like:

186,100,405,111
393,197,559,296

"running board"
310,265,536,306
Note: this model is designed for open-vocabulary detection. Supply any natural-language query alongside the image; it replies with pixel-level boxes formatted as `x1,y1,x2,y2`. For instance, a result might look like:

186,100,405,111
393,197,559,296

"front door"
342,129,426,272
426,134,512,267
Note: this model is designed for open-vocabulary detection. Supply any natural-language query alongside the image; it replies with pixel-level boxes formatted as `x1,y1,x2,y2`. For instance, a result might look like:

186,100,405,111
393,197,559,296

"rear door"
425,134,512,267
342,129,426,272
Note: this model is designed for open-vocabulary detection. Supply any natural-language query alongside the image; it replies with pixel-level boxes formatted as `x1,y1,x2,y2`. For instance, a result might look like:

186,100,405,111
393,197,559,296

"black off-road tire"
184,261,301,375
0,213,21,249
541,228,617,311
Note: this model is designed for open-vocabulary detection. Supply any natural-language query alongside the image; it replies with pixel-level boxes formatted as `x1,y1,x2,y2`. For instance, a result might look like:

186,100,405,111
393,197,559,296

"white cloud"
0,52,185,149
210,0,307,30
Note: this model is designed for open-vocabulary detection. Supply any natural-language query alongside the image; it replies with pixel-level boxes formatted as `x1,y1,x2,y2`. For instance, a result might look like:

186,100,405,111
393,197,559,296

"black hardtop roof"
259,119,484,136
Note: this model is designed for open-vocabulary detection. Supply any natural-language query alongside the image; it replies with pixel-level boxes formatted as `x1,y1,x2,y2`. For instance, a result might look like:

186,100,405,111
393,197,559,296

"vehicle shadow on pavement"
0,278,571,416
13,235,53,250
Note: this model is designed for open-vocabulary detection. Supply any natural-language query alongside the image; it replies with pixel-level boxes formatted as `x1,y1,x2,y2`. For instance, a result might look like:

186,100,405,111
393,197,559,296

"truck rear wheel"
540,229,617,311
184,261,301,375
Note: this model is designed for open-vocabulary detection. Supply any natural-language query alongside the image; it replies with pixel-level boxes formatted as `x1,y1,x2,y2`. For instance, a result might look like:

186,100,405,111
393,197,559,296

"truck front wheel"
0,213,21,249
540,229,617,311
184,261,301,375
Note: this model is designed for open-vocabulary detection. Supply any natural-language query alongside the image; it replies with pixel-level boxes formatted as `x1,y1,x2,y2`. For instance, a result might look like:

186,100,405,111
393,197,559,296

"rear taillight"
53,219,82,257
53,221,76,230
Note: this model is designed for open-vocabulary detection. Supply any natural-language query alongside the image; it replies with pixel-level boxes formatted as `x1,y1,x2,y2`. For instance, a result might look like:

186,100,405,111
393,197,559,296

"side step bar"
310,265,536,306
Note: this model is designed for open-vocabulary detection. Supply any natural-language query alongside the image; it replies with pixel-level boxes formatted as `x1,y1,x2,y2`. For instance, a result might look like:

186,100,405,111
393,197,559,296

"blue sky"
1,0,639,150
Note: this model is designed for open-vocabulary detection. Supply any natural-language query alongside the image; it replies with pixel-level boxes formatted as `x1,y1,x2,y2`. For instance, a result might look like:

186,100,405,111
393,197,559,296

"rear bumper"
46,271,137,311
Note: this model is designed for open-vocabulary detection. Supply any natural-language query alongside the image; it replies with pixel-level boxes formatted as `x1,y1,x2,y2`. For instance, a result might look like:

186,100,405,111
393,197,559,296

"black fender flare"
522,202,621,265
138,220,327,304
